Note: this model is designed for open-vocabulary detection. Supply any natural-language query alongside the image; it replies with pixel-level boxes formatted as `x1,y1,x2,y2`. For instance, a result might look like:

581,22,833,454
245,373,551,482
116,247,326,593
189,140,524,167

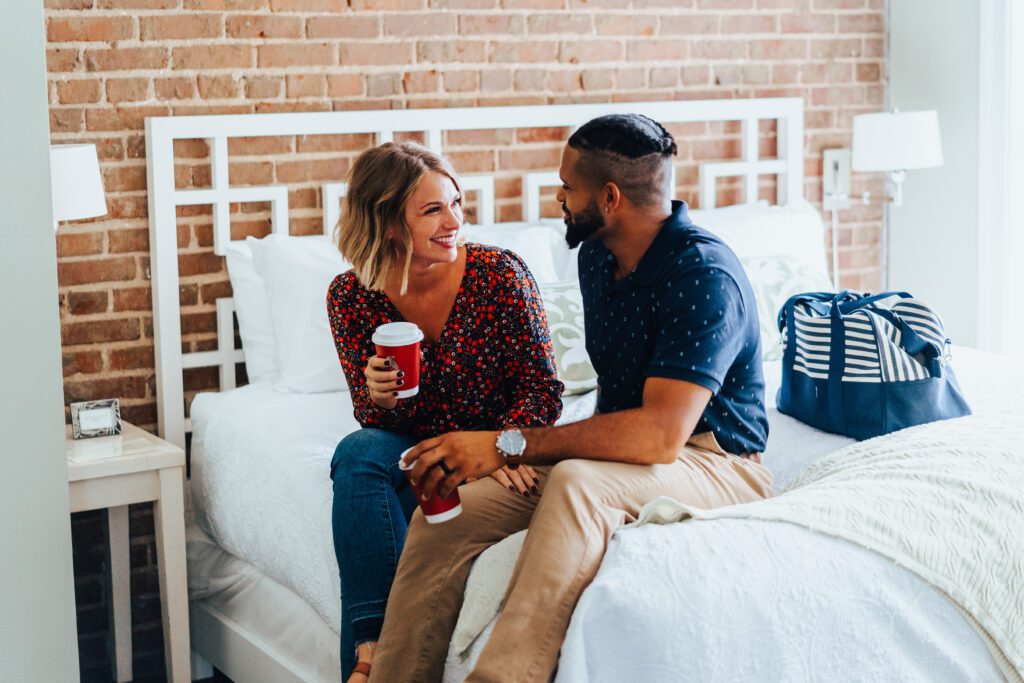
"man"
368,114,773,683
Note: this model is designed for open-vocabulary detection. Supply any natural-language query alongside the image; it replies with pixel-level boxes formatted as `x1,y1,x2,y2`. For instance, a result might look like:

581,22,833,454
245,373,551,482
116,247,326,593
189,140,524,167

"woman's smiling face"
397,171,463,267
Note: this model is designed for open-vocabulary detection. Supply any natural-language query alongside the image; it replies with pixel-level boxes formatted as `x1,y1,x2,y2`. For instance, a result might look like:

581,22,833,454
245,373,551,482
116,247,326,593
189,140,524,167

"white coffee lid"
372,321,424,346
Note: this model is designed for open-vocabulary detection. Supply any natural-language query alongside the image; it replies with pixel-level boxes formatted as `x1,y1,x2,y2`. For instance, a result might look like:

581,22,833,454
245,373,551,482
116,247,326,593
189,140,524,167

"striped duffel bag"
776,290,971,440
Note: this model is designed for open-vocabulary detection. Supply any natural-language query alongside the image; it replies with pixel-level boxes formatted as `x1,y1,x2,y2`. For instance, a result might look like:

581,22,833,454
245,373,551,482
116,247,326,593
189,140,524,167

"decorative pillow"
224,241,279,384
539,280,598,395
464,222,576,284
740,256,835,361
248,234,351,394
691,199,830,279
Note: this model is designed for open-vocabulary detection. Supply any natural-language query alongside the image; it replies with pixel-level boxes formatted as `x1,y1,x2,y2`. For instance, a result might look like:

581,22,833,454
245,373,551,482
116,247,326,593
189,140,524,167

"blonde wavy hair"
336,141,462,295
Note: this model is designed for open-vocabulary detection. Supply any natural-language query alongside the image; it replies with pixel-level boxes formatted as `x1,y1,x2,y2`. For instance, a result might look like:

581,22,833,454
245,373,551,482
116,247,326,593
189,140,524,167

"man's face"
556,145,605,249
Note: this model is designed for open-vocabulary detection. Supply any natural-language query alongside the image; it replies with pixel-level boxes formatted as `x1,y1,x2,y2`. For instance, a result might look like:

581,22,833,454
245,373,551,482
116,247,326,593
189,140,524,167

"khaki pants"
369,432,773,683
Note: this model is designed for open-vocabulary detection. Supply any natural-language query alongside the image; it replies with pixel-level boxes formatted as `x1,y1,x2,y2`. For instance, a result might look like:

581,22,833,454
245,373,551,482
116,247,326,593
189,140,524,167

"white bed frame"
144,97,804,682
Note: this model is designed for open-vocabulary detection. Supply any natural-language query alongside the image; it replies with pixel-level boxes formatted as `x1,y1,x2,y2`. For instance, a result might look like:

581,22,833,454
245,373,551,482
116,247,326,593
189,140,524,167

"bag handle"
869,307,944,377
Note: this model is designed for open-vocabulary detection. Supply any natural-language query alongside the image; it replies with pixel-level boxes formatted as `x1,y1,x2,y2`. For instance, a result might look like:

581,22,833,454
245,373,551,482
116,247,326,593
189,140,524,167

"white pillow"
464,222,575,284
539,280,597,396
690,199,830,280
249,234,351,394
224,241,279,384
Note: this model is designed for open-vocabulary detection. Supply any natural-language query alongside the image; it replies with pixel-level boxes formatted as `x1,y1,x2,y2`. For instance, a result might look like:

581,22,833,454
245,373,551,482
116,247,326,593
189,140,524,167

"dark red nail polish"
508,486,516,492
397,371,405,378
392,391,399,396
397,379,404,386
531,486,539,495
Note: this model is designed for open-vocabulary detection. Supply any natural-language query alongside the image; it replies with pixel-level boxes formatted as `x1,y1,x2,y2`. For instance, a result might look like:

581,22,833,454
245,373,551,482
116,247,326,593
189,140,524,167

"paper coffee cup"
373,322,424,399
399,448,462,524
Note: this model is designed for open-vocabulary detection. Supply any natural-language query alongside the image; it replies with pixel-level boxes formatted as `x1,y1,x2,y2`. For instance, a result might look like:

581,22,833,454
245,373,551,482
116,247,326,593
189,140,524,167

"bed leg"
190,650,214,680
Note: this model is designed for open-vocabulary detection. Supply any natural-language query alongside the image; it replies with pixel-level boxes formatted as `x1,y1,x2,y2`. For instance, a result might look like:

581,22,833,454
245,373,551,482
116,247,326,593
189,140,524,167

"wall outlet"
823,148,853,210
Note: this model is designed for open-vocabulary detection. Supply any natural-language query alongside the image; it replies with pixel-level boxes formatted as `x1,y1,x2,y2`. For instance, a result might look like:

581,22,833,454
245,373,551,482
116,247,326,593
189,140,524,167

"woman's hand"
490,465,539,497
363,355,404,409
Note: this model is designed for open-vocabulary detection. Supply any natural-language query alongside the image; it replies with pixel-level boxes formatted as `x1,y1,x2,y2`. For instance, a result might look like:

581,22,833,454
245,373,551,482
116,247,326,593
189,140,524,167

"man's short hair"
567,114,678,207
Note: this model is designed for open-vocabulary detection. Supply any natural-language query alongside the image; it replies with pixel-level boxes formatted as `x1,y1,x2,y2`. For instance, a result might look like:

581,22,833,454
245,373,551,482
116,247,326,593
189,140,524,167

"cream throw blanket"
635,408,1024,682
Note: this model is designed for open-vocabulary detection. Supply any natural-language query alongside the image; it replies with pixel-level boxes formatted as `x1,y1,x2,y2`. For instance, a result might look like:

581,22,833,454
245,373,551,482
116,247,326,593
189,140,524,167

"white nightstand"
67,422,190,683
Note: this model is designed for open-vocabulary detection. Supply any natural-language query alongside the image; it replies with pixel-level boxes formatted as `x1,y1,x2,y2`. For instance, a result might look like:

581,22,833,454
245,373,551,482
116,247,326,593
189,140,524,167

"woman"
327,142,563,682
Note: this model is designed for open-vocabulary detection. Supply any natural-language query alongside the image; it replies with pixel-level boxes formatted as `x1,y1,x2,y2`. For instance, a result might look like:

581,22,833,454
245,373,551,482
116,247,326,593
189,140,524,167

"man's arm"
406,377,712,499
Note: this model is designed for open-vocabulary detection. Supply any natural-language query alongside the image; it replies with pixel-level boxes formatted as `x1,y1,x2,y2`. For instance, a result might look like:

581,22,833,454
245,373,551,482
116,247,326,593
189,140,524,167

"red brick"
200,281,233,303
403,70,441,94
140,15,222,41
106,78,151,104
749,39,808,60
351,0,424,8
856,62,881,82
198,75,242,99
513,68,545,91
327,74,364,97
66,291,110,315
61,318,141,346
306,15,379,39
109,229,149,254
109,346,155,371
722,14,778,33
581,68,613,90
59,257,137,287
480,69,511,91
109,197,149,220
680,65,710,85
255,101,330,113
47,48,82,72
227,15,304,39
697,0,753,7
627,40,689,61
342,42,416,65
155,77,197,100
498,147,561,169
839,12,884,33
48,16,135,43
258,41,333,66
172,45,254,70
88,107,169,133
295,132,373,152
659,15,719,35
85,47,169,72
57,232,105,257
490,41,559,63
244,75,283,99
459,14,525,35
443,70,478,92
526,13,593,35
616,66,645,89
182,0,266,7
178,252,224,276
50,108,84,134
810,38,863,59
368,73,402,97
596,15,656,36
271,0,347,9
503,0,561,7
432,0,495,6
64,375,149,402
46,0,95,8
561,40,623,63
56,79,102,105
781,14,836,33
385,13,456,36
276,157,349,182
102,0,179,6
650,66,679,88
112,287,152,311
286,74,326,98
63,350,104,376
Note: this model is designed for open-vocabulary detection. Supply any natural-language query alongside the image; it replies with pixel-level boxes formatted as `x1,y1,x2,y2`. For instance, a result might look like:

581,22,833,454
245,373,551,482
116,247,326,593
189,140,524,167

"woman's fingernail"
396,379,404,387
392,391,399,397
523,491,531,498
383,359,391,367
531,486,539,495
397,371,405,378
508,486,516,492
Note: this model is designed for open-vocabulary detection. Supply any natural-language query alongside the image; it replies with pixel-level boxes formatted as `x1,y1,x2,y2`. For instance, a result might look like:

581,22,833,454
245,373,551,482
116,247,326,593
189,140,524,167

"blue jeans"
330,428,419,679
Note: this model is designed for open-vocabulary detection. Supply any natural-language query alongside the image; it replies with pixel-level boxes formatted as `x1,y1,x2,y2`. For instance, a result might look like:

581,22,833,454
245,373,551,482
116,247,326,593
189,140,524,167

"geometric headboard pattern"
145,97,804,447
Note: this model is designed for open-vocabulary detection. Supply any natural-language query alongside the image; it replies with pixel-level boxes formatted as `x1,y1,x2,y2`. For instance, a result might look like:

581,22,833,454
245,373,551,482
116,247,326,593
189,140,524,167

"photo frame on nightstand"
70,398,122,439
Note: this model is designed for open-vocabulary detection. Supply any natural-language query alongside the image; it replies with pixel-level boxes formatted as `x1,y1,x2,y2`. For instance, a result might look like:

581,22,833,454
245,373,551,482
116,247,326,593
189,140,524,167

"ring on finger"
438,459,453,476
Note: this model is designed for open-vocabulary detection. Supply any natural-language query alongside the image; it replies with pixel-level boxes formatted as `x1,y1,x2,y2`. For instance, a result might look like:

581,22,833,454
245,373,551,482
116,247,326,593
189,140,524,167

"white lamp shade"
50,144,107,223
851,110,944,172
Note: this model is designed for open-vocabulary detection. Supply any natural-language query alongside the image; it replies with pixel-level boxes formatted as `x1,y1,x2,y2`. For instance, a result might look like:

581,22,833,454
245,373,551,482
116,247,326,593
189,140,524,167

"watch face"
498,430,526,456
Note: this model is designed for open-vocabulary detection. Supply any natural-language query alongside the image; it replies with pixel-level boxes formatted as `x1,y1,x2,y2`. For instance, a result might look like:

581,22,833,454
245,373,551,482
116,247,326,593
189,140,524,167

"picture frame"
70,398,122,439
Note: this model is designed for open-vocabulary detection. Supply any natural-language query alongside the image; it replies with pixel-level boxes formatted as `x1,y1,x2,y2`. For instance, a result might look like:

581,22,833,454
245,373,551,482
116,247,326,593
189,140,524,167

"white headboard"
145,97,804,447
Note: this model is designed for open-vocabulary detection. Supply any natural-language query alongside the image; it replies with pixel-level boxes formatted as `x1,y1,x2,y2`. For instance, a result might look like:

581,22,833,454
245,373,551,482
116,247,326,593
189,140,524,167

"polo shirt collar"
600,200,692,290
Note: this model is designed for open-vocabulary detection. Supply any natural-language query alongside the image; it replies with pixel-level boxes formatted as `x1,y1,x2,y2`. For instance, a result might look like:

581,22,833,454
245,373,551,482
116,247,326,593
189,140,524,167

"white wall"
0,2,81,680
888,0,980,346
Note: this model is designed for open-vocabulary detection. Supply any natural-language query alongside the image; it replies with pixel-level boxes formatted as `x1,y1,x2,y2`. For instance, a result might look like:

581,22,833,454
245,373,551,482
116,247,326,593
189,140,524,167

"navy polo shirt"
579,200,768,455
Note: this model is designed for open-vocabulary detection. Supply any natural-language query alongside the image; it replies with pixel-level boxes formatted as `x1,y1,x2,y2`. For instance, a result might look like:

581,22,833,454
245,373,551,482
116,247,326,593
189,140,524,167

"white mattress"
188,348,1000,681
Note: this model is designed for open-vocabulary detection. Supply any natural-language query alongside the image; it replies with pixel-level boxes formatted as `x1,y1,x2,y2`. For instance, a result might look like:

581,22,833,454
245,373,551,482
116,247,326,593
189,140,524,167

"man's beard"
563,201,604,249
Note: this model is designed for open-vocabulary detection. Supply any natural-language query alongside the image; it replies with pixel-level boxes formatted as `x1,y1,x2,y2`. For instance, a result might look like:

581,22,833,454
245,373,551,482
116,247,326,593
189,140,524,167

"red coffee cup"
372,322,424,399
399,448,462,524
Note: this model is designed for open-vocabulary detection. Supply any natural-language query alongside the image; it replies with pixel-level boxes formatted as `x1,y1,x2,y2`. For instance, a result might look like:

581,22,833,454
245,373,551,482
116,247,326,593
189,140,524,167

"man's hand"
403,431,504,499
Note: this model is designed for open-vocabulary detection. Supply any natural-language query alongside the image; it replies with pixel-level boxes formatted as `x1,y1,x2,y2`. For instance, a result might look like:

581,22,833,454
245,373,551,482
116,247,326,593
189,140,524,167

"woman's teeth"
431,235,455,246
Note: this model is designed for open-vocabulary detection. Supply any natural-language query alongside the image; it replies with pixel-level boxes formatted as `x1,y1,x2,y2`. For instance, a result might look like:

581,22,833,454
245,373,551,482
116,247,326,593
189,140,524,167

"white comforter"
189,348,1008,681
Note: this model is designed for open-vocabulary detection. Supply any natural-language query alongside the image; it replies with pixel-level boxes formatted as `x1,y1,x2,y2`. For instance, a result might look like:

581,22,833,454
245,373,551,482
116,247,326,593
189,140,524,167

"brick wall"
46,0,887,678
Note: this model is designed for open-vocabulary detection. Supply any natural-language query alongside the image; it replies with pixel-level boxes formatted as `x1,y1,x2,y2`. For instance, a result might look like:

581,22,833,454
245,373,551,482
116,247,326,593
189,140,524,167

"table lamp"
851,110,944,207
50,143,107,232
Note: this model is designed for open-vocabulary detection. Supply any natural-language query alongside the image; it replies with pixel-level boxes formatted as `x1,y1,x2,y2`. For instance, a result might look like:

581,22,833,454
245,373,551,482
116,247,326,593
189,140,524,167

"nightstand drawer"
68,469,165,513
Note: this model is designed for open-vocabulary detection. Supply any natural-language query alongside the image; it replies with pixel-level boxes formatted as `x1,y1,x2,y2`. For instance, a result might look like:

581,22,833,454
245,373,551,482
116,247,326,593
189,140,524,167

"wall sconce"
822,110,944,289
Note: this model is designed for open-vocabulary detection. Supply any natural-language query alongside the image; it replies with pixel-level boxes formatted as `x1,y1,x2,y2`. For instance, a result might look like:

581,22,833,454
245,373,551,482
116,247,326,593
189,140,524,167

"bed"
142,98,1021,682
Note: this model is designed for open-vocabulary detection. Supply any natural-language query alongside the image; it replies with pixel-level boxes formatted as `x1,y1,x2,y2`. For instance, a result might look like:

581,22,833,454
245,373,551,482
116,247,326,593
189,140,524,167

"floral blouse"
327,243,564,438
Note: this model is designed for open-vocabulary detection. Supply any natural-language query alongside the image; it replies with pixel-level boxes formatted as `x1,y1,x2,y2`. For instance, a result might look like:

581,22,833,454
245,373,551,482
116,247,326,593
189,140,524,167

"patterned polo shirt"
578,200,769,455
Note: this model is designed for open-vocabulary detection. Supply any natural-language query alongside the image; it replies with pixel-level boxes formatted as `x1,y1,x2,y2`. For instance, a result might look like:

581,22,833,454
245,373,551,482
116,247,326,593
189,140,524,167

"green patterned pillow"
740,257,834,361
540,280,598,396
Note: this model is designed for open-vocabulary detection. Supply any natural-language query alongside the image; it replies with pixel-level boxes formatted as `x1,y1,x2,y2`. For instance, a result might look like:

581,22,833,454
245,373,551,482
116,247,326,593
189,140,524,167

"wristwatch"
495,429,527,470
